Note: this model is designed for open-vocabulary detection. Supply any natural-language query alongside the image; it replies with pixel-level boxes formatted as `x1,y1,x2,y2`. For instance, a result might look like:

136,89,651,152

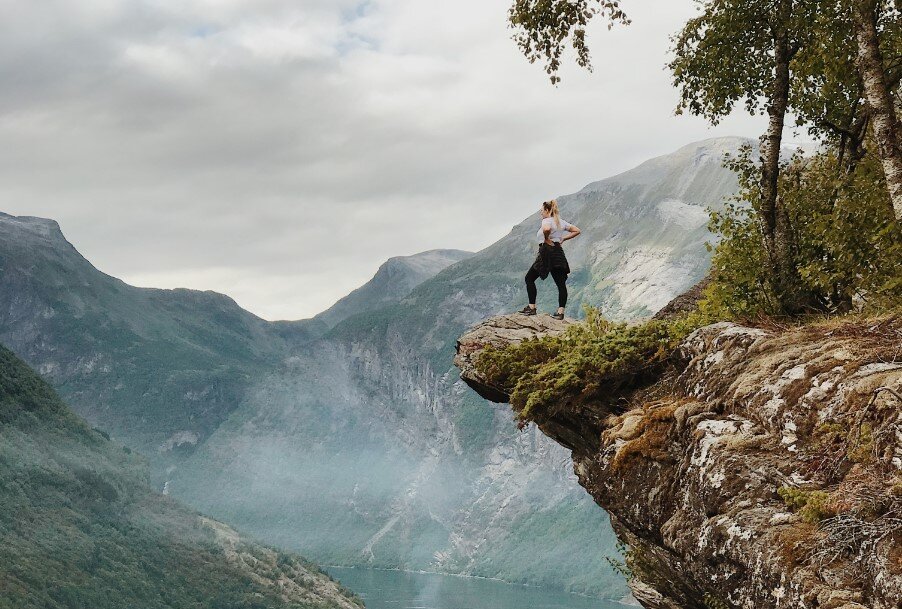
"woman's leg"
551,270,568,309
525,268,539,305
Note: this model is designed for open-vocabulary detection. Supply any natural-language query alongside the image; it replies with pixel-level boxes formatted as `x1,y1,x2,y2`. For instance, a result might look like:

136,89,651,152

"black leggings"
525,267,568,308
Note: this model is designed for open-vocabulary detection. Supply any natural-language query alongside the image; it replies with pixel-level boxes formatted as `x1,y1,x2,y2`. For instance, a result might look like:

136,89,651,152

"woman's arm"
561,225,581,242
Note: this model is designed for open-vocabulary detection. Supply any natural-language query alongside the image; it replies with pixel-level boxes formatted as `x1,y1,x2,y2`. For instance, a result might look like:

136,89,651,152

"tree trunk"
759,13,803,313
853,0,902,220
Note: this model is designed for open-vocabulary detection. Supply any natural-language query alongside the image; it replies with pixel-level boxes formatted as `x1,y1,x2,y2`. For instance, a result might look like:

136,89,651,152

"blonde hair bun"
543,199,561,230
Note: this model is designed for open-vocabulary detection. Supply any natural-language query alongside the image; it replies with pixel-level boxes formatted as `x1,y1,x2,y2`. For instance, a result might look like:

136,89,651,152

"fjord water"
327,568,628,609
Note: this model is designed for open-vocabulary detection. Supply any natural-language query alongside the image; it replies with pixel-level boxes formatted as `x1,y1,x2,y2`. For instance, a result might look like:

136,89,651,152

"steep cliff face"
456,315,902,609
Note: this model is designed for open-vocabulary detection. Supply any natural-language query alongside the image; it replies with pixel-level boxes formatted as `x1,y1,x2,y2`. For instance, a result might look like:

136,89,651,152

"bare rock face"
454,313,574,402
455,315,902,609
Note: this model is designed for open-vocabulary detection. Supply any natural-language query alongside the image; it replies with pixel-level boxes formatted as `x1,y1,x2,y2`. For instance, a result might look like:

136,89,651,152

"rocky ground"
455,314,902,609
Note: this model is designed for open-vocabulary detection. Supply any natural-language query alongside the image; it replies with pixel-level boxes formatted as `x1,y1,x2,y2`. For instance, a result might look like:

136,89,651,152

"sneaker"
519,306,537,316
551,311,565,320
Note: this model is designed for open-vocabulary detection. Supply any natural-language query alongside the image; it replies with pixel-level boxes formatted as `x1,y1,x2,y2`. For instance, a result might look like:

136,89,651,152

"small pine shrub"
847,422,875,464
778,487,835,523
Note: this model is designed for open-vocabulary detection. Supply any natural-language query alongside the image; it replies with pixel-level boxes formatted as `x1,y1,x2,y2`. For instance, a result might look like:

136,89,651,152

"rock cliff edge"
455,314,902,609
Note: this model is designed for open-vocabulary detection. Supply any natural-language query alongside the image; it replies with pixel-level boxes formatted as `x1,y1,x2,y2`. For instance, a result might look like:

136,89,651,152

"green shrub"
777,487,835,523
703,145,902,317
605,539,633,581
476,308,707,422
847,422,875,464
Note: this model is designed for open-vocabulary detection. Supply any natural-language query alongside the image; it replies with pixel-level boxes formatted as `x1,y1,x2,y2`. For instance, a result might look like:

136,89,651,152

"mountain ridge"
315,249,473,328
0,136,747,596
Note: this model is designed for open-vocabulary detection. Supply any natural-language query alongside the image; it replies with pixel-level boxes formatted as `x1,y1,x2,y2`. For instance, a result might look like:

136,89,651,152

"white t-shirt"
536,217,571,244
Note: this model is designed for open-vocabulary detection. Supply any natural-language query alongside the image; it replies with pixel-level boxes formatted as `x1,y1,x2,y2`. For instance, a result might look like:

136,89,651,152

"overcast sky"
1,0,773,320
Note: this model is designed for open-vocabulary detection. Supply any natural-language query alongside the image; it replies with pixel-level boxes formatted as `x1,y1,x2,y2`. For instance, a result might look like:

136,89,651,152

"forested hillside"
0,343,361,609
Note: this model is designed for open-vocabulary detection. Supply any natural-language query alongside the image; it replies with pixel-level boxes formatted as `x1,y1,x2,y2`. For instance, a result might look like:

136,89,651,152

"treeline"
509,0,902,315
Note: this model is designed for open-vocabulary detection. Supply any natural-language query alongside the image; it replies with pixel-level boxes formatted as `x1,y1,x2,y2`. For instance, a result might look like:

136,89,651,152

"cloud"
0,0,768,320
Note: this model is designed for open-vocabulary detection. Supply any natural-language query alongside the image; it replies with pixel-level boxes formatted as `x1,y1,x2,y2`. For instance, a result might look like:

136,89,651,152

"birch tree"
668,0,817,312
507,0,629,84
791,2,871,171
851,0,902,220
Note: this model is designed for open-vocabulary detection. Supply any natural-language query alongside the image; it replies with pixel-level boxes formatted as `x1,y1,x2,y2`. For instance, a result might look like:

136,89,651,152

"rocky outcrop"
455,316,902,609
455,313,574,402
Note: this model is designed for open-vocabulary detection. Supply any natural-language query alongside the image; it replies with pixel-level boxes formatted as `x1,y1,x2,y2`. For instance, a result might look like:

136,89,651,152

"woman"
520,199,581,320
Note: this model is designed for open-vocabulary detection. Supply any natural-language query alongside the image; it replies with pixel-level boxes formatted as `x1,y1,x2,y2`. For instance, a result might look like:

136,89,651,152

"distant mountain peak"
0,212,66,242
578,136,754,194
381,249,474,273
676,135,756,152
315,248,474,328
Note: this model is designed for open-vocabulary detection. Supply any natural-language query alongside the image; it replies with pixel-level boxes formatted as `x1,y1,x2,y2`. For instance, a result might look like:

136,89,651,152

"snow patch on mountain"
656,199,710,229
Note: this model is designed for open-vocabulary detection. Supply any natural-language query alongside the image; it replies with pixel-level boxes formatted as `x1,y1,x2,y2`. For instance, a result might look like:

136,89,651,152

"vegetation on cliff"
706,146,901,316
476,310,704,424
